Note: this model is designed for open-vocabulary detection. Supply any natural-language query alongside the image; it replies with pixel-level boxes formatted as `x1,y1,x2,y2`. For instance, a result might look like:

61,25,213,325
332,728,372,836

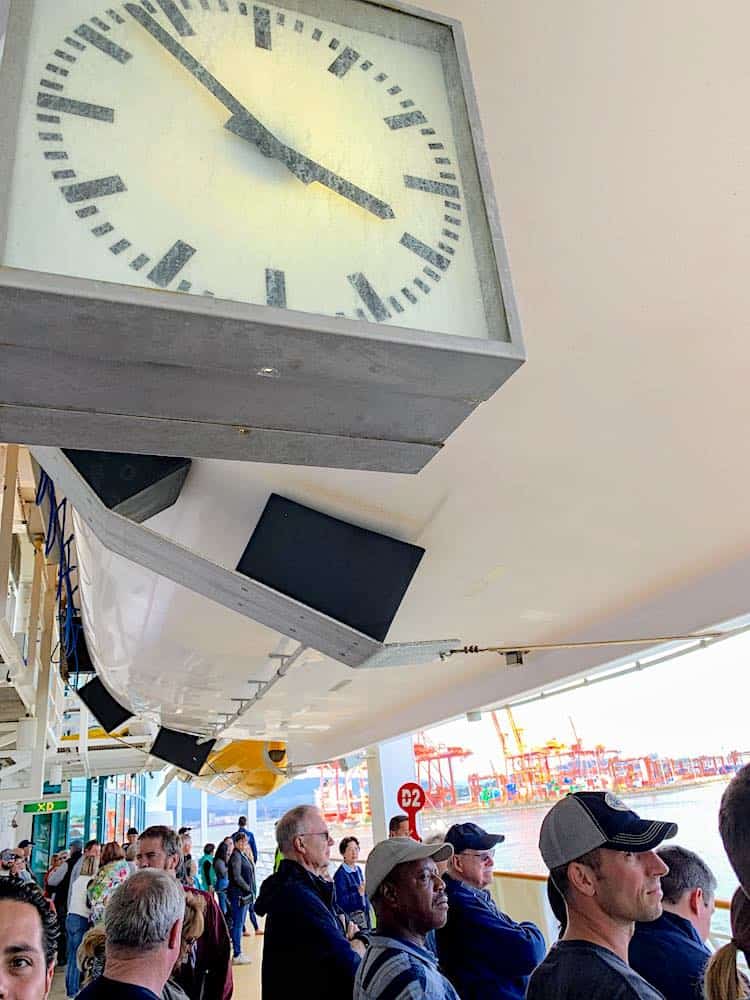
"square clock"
0,0,525,473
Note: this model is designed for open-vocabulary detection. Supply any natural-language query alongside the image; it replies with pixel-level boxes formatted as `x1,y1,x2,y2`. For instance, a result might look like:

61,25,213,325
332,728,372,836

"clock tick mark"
40,80,65,92
423,266,441,281
414,278,430,294
75,24,133,63
385,110,427,129
295,20,304,32
400,232,451,272
312,28,322,41
141,1,158,13
38,94,115,122
239,2,248,14
348,273,391,322
110,239,132,255
148,240,196,287
155,0,196,36
442,229,459,241
276,12,284,24
374,72,387,83
420,128,436,136
91,16,111,30
44,151,68,160
360,60,372,71
404,175,460,199
61,175,126,202
92,222,114,236
328,37,340,49
389,296,404,314
387,86,401,95
54,50,77,63
444,200,461,211
428,143,444,150
199,0,210,10
435,157,451,165
39,132,64,140
53,170,76,180
439,172,456,180
265,269,287,308
130,254,150,270
438,242,455,256
64,36,86,51
37,114,61,123
253,6,272,49
401,287,417,305
107,8,126,23
400,99,414,108
219,0,230,10
76,206,99,218
45,64,69,77
444,215,461,226
328,47,359,77
177,280,192,291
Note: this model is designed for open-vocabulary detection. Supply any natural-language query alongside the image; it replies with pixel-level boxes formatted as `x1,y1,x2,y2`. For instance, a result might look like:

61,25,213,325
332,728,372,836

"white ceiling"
8,1,750,766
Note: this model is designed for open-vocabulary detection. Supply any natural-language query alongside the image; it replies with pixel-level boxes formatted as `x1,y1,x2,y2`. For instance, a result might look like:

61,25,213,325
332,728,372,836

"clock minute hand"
225,111,395,221
124,3,285,156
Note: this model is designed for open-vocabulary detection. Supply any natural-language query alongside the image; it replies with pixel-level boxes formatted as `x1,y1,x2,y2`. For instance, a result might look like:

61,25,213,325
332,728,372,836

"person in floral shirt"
87,841,134,926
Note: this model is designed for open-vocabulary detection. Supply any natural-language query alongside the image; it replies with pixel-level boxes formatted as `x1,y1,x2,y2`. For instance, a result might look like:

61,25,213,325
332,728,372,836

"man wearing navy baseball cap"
436,823,546,1000
527,791,677,1000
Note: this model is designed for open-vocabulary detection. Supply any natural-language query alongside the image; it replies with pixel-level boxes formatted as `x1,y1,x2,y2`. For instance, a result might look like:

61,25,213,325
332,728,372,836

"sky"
423,628,750,781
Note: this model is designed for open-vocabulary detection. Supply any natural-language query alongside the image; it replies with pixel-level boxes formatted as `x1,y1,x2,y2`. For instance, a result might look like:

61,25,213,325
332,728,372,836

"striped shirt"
354,934,460,1000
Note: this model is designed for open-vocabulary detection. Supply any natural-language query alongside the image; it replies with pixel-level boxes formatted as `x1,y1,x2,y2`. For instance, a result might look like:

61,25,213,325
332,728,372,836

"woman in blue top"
333,836,371,930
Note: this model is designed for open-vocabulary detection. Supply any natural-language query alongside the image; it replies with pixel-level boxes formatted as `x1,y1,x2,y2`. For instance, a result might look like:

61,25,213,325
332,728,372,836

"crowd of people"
2,770,750,1000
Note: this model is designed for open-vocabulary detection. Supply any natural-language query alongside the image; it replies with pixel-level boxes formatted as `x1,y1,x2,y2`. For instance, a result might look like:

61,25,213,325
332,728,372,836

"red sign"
397,782,425,840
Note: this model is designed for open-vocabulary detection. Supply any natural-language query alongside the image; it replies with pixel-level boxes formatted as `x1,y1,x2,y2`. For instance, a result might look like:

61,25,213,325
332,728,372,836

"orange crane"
505,706,526,755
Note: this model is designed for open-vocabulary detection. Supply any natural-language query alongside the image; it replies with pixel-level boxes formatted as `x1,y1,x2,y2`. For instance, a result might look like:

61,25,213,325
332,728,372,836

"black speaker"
150,728,216,776
63,450,191,523
77,676,133,733
236,494,425,642
66,614,95,674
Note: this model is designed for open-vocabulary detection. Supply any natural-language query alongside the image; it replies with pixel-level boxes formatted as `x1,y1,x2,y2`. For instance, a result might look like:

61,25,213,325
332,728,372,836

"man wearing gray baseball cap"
527,791,677,1000
353,837,459,1000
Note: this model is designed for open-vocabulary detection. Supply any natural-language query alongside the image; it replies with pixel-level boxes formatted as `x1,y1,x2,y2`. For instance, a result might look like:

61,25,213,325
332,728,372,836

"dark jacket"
173,886,233,1000
333,864,370,922
255,859,361,1000
629,911,711,1000
436,874,546,1000
228,850,256,900
231,826,258,863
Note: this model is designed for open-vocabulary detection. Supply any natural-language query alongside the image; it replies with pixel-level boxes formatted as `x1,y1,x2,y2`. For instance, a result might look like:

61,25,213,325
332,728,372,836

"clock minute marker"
253,6,272,49
385,111,428,130
60,176,126,203
328,47,359,77
348,273,391,322
37,94,115,122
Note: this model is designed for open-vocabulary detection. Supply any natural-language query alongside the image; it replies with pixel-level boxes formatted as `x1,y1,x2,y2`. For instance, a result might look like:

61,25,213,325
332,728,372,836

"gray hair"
657,845,717,904
105,869,184,951
276,805,319,855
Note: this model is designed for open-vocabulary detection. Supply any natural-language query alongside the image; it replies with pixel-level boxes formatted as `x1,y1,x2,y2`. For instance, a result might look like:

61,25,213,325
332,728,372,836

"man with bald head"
255,804,365,999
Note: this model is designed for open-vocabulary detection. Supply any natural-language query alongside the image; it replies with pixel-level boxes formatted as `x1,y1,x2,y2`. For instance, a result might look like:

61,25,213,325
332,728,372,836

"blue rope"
35,468,82,678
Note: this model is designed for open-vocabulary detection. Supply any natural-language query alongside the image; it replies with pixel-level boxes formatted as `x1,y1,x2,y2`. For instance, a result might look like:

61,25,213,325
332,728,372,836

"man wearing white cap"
527,791,677,1000
354,838,458,1000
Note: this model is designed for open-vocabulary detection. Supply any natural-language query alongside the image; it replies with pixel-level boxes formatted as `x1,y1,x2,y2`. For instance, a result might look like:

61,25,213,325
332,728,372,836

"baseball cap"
178,827,192,835
126,827,138,836
1,849,16,864
17,839,33,849
445,822,505,853
366,838,453,898
539,791,678,870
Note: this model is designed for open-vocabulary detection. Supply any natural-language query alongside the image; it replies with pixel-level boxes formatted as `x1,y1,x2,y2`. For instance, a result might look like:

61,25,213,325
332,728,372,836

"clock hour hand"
225,112,395,220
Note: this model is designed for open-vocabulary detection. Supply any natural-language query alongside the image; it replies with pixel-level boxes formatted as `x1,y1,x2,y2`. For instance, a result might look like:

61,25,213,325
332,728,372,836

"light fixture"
466,710,482,722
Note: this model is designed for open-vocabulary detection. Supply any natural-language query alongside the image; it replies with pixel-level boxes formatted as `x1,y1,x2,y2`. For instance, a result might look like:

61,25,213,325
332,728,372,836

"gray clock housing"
0,0,525,474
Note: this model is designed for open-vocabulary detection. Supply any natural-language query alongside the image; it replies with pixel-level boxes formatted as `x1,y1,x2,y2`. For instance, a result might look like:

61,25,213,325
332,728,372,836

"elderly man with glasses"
436,822,546,1000
254,805,365,1000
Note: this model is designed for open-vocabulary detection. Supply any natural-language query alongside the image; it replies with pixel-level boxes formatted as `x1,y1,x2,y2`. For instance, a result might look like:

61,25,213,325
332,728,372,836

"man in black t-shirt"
527,792,678,1000
77,869,184,1000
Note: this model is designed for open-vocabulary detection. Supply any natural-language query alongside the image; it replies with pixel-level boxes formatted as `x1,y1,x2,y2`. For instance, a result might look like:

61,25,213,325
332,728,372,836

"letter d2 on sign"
396,781,425,841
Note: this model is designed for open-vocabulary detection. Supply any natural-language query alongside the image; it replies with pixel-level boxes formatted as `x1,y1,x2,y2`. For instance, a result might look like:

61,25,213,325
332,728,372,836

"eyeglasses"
301,830,332,842
459,850,495,864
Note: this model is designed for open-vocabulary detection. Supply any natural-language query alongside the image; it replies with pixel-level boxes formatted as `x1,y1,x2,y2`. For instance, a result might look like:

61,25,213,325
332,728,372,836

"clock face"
1,0,509,343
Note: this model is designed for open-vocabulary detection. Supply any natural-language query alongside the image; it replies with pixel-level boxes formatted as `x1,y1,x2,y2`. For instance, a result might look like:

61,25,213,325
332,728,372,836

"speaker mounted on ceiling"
150,727,216,776
76,676,134,733
236,494,425,643
62,450,191,523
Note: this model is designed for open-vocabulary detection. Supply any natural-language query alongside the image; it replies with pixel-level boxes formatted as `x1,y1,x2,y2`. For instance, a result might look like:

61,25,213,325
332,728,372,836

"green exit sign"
22,799,68,815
